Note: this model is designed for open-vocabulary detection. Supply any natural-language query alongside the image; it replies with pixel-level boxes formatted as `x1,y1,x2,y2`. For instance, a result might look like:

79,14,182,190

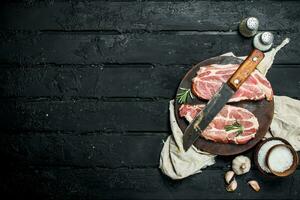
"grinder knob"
253,31,274,52
260,32,274,45
239,17,259,37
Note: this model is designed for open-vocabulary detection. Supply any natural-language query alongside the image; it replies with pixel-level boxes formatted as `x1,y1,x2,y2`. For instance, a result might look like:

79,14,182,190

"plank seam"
3,0,300,3
3,164,228,170
0,63,299,68
4,164,300,171
1,29,297,35
0,129,170,136
0,96,171,102
0,96,299,102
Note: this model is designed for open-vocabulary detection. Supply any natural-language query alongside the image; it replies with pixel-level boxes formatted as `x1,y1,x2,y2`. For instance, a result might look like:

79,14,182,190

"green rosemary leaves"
176,87,194,104
224,121,244,136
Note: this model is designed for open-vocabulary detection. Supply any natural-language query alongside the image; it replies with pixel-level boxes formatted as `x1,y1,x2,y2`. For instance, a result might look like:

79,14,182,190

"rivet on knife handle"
228,49,264,90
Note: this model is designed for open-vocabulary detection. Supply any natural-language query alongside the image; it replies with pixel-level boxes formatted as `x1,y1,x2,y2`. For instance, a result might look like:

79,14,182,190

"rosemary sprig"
224,121,244,136
176,87,194,104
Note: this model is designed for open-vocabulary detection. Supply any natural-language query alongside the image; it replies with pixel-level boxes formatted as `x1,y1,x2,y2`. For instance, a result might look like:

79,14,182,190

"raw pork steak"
192,64,273,102
179,104,259,144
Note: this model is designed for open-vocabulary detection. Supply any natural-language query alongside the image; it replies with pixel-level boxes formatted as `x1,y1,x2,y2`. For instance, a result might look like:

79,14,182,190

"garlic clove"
226,179,237,192
248,180,260,192
224,171,235,184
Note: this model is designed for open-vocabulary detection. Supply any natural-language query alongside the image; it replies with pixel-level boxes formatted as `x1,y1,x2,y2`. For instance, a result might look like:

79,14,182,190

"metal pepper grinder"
239,17,259,37
253,31,274,52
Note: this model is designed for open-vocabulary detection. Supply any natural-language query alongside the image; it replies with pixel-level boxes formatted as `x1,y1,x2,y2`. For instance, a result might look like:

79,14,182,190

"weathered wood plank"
0,100,169,132
0,64,186,99
0,133,166,168
0,65,299,98
0,31,298,65
0,1,299,31
267,67,300,98
0,132,244,168
0,1,299,199
1,166,299,199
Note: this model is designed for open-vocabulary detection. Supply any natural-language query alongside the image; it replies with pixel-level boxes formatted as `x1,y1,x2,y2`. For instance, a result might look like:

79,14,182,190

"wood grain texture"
1,131,298,169
0,65,298,99
1,166,299,199
0,31,298,65
0,132,239,169
0,133,166,168
0,100,169,132
1,1,299,31
228,50,264,90
0,0,300,199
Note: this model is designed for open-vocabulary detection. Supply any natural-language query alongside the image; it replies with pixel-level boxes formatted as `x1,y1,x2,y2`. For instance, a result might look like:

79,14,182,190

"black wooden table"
0,1,299,199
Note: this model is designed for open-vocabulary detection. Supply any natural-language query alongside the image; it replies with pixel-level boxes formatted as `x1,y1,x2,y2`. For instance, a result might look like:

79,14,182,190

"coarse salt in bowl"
267,145,293,173
266,144,299,177
257,140,284,173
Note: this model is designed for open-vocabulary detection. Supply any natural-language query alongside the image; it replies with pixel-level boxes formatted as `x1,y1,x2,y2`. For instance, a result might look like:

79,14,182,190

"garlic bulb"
232,155,251,175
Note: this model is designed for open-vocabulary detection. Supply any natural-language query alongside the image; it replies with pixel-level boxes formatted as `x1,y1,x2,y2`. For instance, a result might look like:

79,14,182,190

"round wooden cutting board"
174,56,274,156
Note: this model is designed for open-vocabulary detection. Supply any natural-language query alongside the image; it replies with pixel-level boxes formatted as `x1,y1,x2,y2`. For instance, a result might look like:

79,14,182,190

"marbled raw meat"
192,64,273,102
179,104,259,144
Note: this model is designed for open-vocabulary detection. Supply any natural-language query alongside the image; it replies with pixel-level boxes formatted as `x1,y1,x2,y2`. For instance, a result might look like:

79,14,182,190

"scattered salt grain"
268,145,294,173
257,140,284,173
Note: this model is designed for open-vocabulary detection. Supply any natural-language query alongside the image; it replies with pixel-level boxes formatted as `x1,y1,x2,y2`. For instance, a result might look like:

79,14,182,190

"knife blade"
183,49,265,151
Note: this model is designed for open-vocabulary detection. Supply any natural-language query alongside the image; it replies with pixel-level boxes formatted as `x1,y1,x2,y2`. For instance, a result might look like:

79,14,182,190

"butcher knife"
183,49,264,151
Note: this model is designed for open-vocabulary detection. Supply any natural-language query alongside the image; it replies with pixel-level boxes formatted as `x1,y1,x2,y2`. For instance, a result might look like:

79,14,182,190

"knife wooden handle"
228,49,265,90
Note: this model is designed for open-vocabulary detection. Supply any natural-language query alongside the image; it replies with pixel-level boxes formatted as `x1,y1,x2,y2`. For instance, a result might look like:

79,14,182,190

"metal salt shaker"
253,31,274,52
239,17,259,37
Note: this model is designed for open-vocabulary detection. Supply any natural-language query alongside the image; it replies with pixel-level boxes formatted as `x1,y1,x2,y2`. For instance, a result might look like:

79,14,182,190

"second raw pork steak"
179,104,259,144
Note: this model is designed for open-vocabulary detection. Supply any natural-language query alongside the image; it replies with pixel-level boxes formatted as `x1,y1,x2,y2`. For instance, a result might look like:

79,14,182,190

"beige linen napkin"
268,96,300,150
159,39,299,180
159,100,216,180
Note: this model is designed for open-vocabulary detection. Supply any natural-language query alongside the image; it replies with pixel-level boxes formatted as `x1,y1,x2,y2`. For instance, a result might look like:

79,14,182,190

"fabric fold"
159,100,215,180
